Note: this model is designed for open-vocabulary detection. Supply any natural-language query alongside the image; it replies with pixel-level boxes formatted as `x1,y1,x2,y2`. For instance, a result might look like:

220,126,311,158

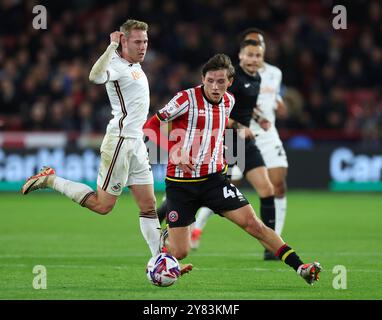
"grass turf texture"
0,191,381,300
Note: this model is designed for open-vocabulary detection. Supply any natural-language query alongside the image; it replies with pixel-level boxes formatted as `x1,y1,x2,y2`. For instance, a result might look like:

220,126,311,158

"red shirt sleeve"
157,91,189,122
143,113,170,151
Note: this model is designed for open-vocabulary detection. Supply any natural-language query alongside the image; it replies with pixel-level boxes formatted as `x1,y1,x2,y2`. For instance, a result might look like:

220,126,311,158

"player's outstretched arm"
88,31,123,84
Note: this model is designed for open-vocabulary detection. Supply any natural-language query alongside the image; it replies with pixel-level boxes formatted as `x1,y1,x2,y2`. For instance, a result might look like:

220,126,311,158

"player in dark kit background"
144,53,321,285
226,40,278,261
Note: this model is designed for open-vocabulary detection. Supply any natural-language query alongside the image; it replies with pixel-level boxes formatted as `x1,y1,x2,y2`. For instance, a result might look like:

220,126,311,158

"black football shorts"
165,171,249,228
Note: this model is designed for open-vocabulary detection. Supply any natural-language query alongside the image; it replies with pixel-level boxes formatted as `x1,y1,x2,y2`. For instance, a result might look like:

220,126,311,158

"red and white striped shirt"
157,85,235,179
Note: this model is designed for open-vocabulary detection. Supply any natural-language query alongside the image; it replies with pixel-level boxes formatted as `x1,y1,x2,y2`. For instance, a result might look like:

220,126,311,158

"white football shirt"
99,51,150,138
250,62,282,135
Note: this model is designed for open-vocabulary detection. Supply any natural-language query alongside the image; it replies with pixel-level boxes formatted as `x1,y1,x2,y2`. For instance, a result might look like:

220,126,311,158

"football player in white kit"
21,20,162,258
192,28,288,250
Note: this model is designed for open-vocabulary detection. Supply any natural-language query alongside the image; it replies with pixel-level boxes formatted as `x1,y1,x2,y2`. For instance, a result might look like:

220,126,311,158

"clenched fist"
110,31,124,45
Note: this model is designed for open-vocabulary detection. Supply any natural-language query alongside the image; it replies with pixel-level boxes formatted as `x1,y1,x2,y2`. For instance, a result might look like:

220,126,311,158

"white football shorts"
97,134,153,196
255,129,288,169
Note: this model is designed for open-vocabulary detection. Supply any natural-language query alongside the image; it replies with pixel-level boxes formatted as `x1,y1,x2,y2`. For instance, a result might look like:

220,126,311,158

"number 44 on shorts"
223,184,243,199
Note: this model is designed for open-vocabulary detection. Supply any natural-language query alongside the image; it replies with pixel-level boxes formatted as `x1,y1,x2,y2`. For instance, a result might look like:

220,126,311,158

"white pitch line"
1,251,382,259
196,267,382,274
0,253,147,259
0,253,262,259
0,264,131,269
1,264,382,274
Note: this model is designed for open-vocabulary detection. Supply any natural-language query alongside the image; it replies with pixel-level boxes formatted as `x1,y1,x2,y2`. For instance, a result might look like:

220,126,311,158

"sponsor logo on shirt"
131,70,143,80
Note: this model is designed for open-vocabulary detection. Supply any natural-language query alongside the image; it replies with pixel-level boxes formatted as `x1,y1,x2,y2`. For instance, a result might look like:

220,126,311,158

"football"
146,253,181,287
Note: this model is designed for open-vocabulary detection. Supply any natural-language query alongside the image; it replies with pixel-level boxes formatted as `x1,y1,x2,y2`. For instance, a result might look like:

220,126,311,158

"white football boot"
297,262,322,285
21,167,56,195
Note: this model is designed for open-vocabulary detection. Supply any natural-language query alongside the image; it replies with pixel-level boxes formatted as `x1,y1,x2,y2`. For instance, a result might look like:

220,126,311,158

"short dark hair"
202,54,235,80
240,39,262,51
239,28,266,48
240,28,265,41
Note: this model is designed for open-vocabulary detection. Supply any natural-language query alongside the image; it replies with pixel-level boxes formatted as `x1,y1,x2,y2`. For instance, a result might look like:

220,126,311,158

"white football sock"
140,217,161,257
47,176,94,204
194,207,214,230
275,196,287,236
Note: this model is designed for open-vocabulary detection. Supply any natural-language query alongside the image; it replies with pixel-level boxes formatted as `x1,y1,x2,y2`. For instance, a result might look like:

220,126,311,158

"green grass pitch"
0,191,381,300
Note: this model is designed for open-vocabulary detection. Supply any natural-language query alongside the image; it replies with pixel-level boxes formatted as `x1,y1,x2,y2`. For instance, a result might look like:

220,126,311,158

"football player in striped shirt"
144,54,321,285
193,29,288,260
21,20,162,259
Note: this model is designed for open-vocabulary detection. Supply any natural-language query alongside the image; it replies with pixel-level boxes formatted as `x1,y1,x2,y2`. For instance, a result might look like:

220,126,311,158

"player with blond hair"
22,19,162,258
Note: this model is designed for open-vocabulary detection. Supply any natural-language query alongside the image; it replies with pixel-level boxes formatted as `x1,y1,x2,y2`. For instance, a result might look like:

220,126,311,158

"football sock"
157,199,167,224
47,176,95,205
276,244,303,271
260,196,276,230
275,196,287,236
139,213,162,257
195,207,214,230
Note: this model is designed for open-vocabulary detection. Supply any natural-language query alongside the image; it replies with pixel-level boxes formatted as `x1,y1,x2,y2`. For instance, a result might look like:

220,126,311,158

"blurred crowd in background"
0,0,381,147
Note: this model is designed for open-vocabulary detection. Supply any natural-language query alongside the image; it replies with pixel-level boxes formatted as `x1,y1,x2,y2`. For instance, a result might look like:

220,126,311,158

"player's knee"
274,182,286,197
258,182,274,197
267,183,275,196
97,203,115,215
139,198,158,219
139,197,156,213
